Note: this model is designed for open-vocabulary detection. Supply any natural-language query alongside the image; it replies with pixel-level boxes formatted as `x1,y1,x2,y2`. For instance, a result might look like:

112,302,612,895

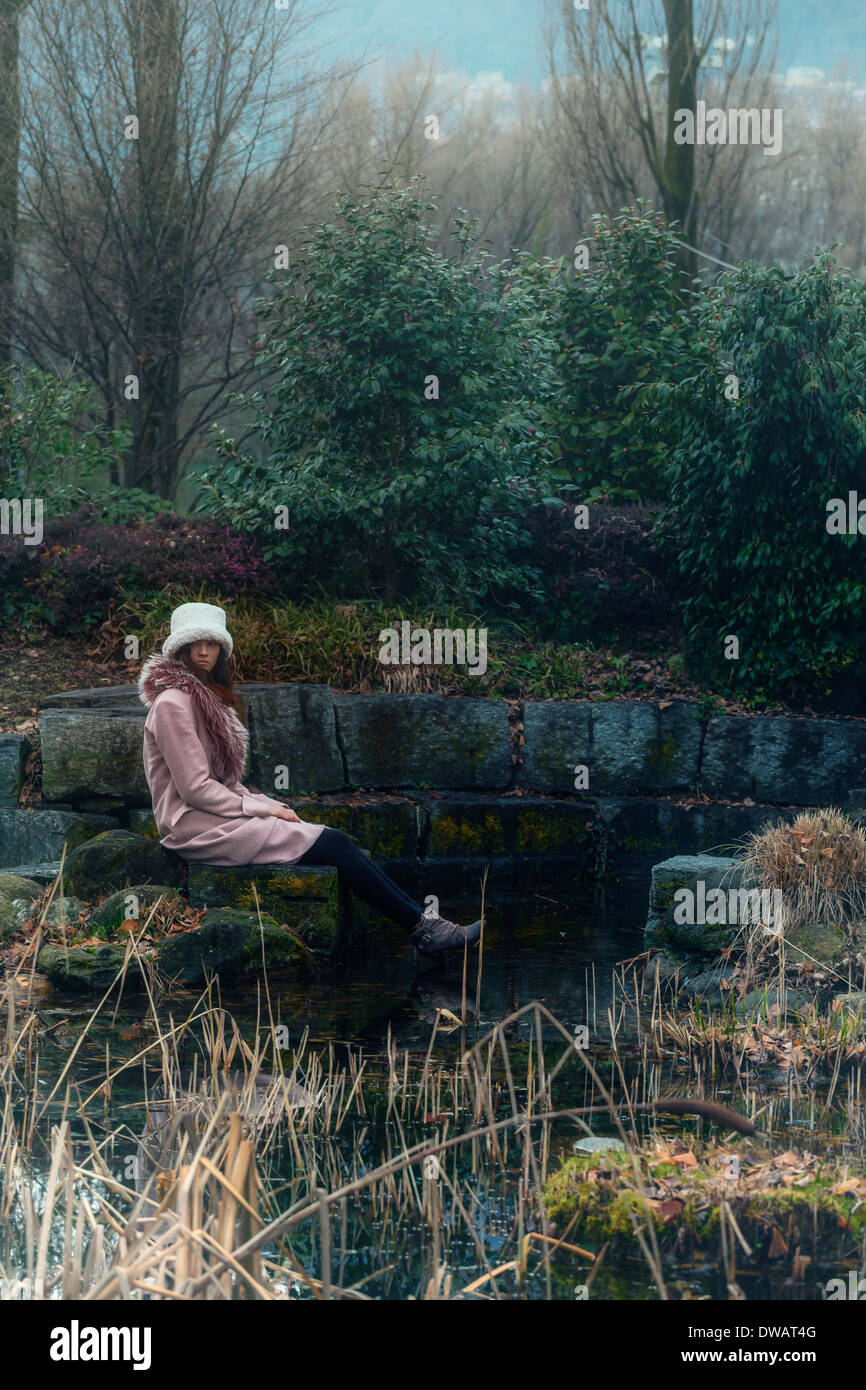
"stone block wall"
0,686,863,892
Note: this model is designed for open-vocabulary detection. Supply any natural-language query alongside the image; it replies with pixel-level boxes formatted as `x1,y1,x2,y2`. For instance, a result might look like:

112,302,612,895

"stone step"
3,861,63,885
647,850,739,950
0,808,120,871
0,733,29,806
187,853,373,953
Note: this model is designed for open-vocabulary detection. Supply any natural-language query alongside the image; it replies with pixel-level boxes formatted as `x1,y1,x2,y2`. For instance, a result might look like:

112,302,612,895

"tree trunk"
662,0,700,289
125,0,185,497
0,1,26,377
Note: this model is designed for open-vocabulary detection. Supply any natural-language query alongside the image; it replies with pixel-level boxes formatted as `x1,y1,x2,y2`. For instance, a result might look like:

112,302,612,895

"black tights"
295,827,424,931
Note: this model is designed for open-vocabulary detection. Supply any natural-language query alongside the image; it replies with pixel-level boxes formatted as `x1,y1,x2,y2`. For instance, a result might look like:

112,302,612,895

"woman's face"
189,640,221,673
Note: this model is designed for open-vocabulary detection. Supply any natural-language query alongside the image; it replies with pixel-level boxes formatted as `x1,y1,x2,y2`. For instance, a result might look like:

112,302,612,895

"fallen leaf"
767,1226,788,1258
833,1178,862,1195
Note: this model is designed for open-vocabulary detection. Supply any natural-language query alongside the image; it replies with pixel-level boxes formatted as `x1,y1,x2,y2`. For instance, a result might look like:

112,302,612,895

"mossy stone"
649,862,749,953
15,894,88,929
37,943,146,992
0,873,42,942
785,922,847,970
187,862,347,950
127,809,160,840
89,884,184,933
735,987,811,1020
156,908,303,983
63,831,187,899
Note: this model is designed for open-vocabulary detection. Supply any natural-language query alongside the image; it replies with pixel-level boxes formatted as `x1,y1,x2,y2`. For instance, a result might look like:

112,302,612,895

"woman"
138,601,481,959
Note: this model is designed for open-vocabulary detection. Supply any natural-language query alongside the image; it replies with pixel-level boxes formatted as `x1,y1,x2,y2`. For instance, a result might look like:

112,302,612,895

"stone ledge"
333,692,512,789
0,807,119,871
32,685,866,812
0,734,29,806
187,857,370,952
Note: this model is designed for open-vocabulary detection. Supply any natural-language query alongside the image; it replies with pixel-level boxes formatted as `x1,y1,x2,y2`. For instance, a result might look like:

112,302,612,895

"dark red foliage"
10,506,279,632
525,502,681,644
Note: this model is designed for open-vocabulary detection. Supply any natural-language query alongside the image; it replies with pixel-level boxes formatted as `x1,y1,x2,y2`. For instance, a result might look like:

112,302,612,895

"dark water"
4,882,861,1300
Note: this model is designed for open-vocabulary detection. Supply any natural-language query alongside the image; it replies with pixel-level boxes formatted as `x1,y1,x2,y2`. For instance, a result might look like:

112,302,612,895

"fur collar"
138,652,247,783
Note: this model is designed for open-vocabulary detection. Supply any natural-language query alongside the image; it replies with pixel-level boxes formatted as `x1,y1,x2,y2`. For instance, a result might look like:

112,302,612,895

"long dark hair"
176,642,239,712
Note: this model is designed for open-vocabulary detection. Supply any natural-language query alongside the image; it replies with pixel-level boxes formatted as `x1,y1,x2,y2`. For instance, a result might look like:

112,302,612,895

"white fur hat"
162,602,233,660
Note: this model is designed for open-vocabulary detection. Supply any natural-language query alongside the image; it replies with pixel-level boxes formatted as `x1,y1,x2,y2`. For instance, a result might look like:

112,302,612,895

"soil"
0,631,130,736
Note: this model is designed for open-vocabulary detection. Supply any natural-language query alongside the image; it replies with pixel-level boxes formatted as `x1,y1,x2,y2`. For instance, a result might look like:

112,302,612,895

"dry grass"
742,809,866,936
3,928,865,1301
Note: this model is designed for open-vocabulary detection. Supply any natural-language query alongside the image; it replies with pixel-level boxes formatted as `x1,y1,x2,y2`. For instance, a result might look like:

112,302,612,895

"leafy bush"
523,503,680,644
0,364,129,508
655,251,866,701
545,205,704,504
194,179,564,609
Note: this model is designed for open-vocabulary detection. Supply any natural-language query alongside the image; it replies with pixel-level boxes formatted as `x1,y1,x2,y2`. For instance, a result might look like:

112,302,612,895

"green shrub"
0,364,129,511
545,205,703,505
193,178,565,609
655,251,866,701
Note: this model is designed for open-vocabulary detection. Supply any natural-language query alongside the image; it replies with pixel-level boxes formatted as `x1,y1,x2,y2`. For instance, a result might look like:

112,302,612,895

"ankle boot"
410,910,482,958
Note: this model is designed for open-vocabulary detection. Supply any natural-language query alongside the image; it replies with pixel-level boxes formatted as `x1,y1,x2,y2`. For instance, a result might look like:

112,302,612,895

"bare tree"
15,0,354,497
544,0,779,280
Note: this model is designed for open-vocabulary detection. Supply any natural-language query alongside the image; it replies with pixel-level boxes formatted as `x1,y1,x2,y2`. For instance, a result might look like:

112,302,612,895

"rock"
590,700,702,795
40,686,142,708
187,861,355,951
0,734,28,805
36,943,146,992
0,871,43,903
574,1137,625,1154
645,855,744,950
641,949,687,1001
127,809,159,839
735,987,811,1020
89,884,184,933
784,922,848,970
678,965,737,1005
333,693,511,790
702,714,866,806
520,700,701,796
0,808,119,871
835,991,866,1009
63,830,187,900
0,872,42,942
39,708,149,802
247,685,344,793
649,854,741,917
519,702,592,794
2,861,63,885
156,909,303,984
832,993,866,1033
13,894,88,929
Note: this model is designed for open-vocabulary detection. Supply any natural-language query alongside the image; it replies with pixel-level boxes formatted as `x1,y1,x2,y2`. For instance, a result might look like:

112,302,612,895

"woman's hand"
271,804,302,823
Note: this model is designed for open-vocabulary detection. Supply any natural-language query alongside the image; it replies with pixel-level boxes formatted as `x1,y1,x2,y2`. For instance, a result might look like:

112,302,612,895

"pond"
2,881,862,1301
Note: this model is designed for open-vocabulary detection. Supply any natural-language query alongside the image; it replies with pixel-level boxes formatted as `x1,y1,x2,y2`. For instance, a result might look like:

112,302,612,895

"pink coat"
138,654,325,867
